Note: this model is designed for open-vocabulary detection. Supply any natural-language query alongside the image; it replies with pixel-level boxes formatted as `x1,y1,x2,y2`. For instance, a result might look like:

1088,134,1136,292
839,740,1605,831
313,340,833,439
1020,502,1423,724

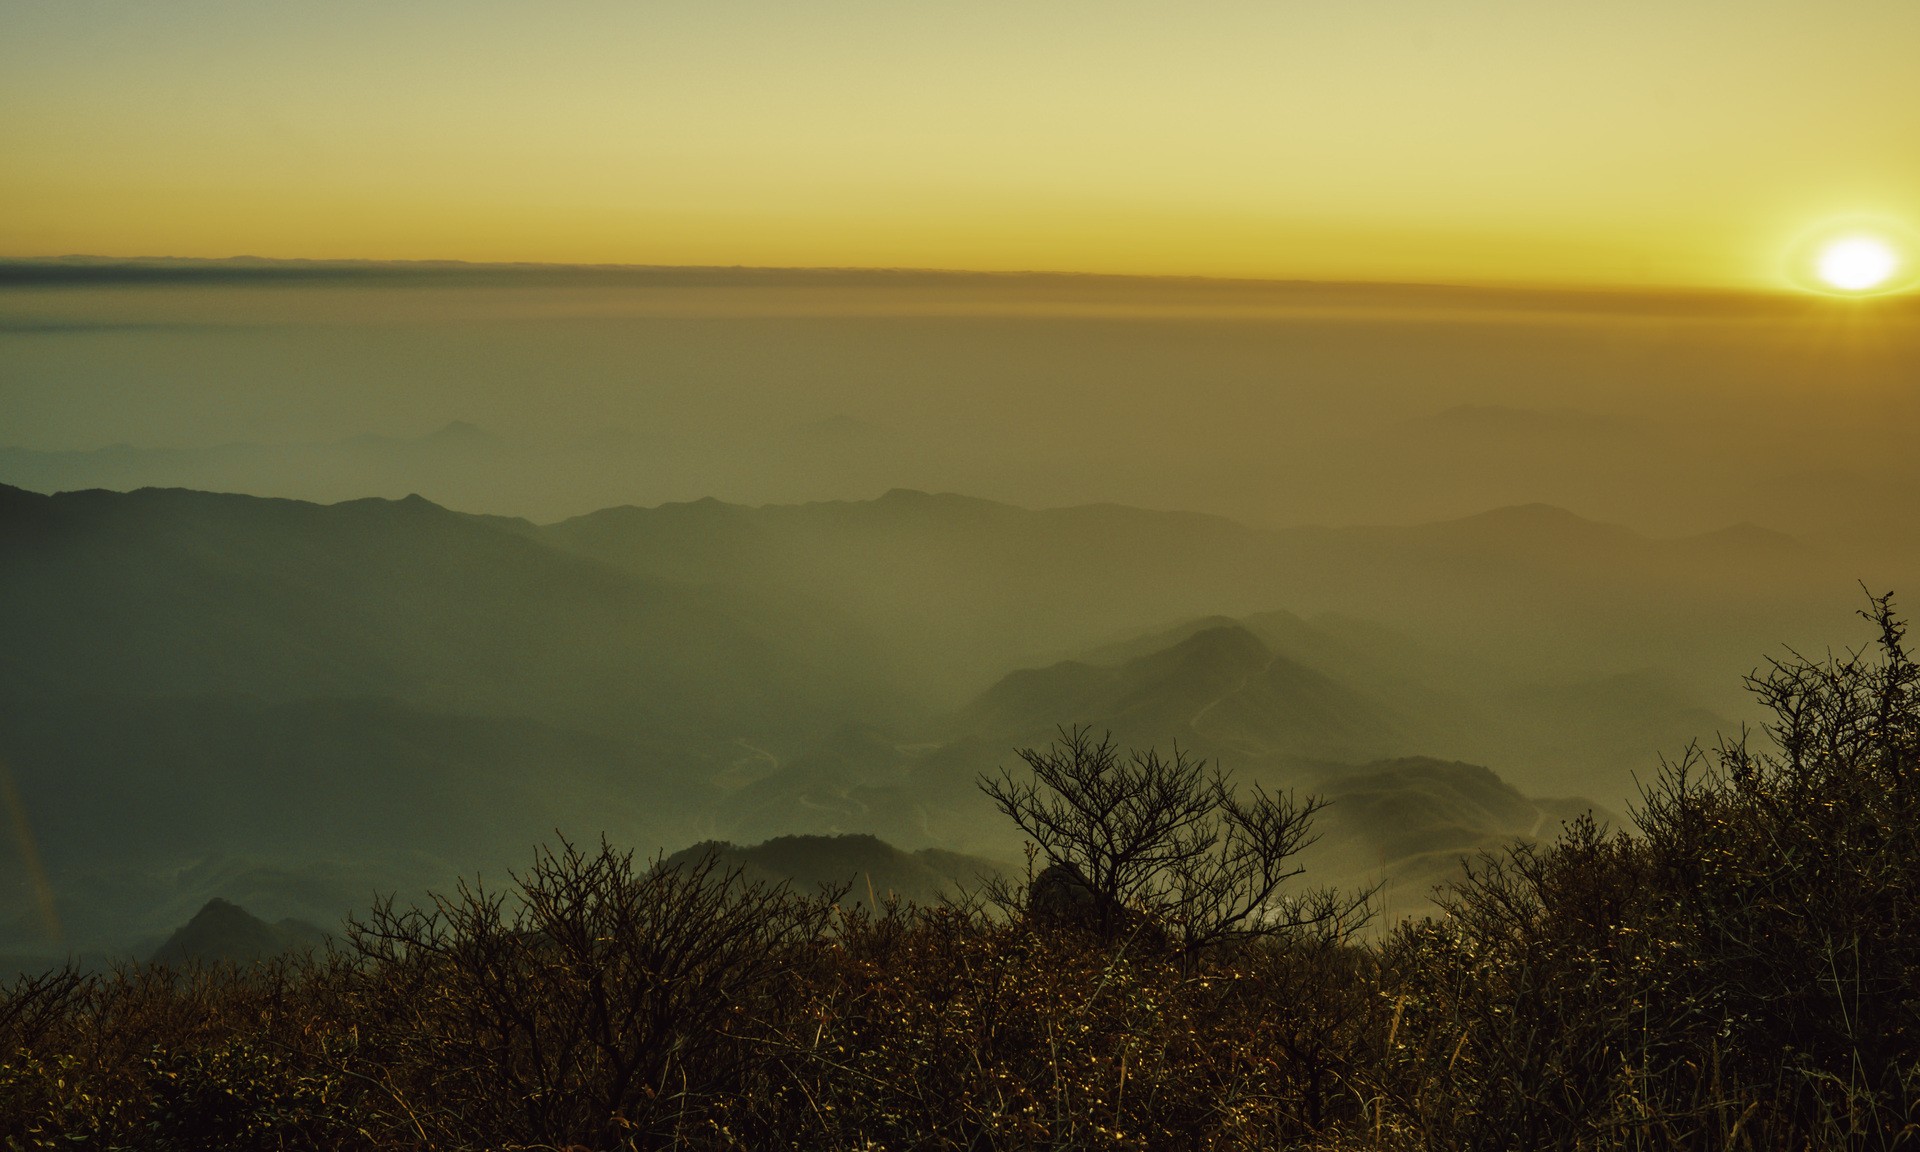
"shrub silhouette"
6,594,1920,1149
344,838,839,1150
1372,591,1920,1150
981,725,1369,955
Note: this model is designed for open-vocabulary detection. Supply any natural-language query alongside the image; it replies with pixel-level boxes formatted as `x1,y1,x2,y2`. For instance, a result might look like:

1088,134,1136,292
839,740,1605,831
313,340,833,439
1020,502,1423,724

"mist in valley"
9,260,1920,535
3,259,1919,964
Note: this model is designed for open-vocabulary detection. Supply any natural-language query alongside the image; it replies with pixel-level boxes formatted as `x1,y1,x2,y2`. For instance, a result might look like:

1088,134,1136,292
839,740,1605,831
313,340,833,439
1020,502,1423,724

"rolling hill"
149,898,330,968
710,615,1627,913
0,481,1799,960
539,487,1845,713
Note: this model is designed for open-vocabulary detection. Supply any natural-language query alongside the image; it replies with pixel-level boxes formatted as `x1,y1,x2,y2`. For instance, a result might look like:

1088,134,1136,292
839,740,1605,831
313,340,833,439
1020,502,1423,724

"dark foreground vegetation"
6,597,1920,1151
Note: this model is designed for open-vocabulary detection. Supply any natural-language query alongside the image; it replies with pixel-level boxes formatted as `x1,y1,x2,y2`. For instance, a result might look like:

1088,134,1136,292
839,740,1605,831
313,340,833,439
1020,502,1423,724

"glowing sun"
1816,236,1901,292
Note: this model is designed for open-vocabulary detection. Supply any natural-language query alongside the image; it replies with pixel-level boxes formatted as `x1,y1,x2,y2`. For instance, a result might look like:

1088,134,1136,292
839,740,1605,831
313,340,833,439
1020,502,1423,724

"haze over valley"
4,262,1916,962
5,262,1919,540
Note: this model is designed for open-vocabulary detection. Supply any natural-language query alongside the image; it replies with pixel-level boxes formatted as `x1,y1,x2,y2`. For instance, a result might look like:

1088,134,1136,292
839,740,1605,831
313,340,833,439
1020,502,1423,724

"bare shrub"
1369,593,1920,1150
751,897,1383,1151
344,837,837,1150
981,725,1369,954
9,595,1920,1150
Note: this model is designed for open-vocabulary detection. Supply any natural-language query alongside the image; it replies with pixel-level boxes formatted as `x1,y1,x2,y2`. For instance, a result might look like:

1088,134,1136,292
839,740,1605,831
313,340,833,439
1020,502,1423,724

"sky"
4,0,1919,289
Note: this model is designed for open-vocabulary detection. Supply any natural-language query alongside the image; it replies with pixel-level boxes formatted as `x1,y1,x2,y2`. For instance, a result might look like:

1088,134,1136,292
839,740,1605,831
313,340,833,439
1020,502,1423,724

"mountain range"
0,479,1876,965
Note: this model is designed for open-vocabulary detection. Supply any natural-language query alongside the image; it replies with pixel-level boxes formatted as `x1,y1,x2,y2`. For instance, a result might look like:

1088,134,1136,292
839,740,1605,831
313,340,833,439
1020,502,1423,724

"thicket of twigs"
6,595,1920,1150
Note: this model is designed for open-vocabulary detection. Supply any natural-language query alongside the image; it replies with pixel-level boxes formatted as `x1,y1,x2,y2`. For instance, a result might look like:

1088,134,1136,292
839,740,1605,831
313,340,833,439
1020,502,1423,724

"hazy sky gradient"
5,268,1918,539
4,1,1918,287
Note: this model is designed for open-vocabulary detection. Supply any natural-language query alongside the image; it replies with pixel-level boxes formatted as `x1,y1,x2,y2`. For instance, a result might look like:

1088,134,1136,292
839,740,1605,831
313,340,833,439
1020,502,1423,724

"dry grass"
7,597,1919,1150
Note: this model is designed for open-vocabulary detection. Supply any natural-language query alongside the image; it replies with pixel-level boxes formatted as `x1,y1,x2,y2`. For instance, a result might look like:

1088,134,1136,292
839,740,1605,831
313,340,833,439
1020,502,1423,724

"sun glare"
1816,236,1900,292
1782,219,1919,296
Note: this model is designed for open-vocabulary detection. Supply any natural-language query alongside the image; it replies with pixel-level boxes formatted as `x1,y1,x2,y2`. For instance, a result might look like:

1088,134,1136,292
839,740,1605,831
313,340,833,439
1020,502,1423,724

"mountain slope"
0,483,894,740
712,617,1624,916
0,694,726,956
958,623,1404,761
662,834,1006,909
539,488,1843,710
149,899,329,967
1297,757,1619,913
0,482,1773,957
0,483,900,960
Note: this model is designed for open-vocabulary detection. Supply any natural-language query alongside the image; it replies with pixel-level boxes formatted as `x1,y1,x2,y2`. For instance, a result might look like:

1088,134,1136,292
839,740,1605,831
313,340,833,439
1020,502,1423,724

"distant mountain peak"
333,491,448,514
1162,623,1270,668
150,898,327,967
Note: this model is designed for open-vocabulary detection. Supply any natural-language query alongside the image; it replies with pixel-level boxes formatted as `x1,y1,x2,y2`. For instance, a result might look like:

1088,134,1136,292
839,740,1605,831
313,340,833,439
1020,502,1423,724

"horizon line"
0,252,1851,301
0,475,1795,544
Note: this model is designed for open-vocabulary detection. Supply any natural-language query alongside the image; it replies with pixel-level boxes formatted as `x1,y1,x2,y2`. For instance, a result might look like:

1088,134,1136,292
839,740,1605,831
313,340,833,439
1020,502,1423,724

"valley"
0,479,1875,966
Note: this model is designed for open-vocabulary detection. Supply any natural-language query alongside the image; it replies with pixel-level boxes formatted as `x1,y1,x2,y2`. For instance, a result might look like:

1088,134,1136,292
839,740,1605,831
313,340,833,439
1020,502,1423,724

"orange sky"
3,0,1918,289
